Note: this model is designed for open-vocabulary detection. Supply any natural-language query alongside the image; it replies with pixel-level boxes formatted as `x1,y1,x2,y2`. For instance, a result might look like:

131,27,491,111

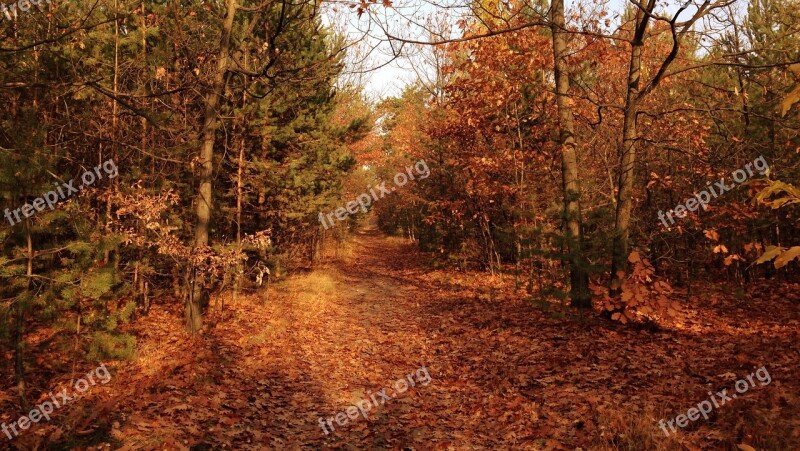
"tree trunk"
187,0,237,333
104,0,120,266
610,90,639,292
15,215,33,409
550,0,591,308
610,1,653,293
234,134,245,304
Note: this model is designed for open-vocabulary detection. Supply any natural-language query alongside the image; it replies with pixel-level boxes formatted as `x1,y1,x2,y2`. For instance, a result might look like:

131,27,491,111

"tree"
550,0,590,307
186,0,237,334
610,0,734,293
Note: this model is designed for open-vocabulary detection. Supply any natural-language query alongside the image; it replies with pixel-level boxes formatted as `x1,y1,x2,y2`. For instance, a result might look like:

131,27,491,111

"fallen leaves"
5,232,797,449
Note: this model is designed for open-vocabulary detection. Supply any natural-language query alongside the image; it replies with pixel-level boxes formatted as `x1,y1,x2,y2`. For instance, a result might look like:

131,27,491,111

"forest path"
98,227,495,449
50,227,799,450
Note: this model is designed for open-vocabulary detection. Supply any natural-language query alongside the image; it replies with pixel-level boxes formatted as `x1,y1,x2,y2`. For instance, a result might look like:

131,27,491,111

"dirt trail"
99,228,461,449
30,228,799,450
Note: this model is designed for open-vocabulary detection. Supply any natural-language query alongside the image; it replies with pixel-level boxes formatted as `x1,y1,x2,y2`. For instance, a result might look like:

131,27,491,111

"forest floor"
4,227,800,450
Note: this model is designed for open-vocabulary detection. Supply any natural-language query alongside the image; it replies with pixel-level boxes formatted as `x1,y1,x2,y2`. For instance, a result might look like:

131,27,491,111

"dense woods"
1,0,798,448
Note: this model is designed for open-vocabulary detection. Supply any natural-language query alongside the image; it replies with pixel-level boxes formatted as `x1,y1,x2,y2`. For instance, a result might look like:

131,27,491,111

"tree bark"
610,0,655,293
550,0,591,308
234,133,245,305
187,0,237,333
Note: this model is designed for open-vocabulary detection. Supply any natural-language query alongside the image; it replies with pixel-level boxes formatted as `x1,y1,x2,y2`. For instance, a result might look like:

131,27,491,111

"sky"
323,0,709,99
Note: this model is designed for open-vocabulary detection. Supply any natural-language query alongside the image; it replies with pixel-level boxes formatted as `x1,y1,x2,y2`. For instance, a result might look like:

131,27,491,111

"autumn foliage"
0,0,799,448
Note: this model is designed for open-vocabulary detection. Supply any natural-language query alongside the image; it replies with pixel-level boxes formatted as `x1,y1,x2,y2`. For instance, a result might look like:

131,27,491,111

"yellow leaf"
754,245,785,265
781,84,800,117
774,246,800,269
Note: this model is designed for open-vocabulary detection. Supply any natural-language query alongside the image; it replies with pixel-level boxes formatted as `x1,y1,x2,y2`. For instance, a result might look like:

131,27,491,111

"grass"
592,407,685,451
